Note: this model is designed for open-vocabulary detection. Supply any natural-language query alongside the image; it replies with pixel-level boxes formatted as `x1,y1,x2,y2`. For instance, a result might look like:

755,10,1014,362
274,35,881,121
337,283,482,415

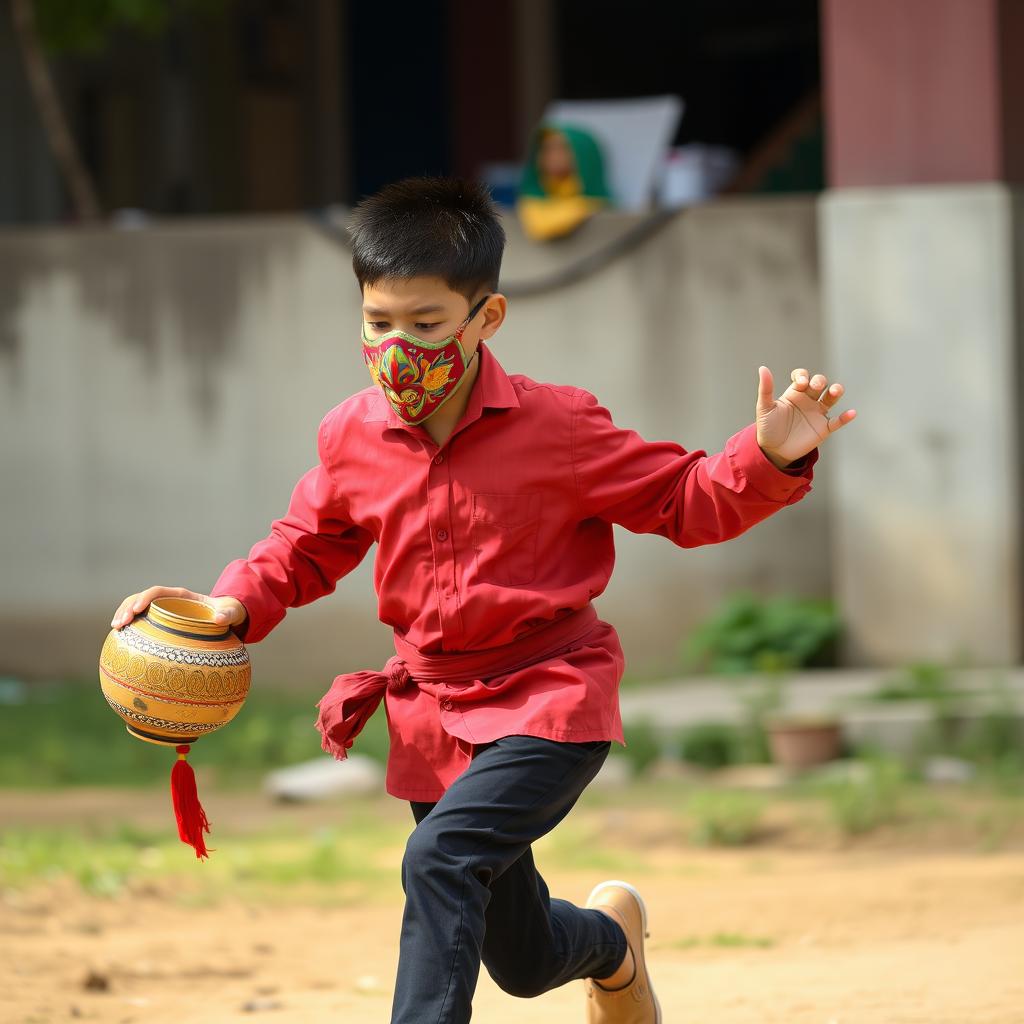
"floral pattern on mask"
364,339,466,424
361,293,490,426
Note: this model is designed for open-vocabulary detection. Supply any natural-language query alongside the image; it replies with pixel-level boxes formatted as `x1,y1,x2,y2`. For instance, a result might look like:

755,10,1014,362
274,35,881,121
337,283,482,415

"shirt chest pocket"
470,492,541,587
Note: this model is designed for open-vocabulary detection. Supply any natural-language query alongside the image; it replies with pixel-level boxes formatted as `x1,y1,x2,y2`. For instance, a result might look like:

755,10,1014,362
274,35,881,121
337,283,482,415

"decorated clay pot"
98,597,251,747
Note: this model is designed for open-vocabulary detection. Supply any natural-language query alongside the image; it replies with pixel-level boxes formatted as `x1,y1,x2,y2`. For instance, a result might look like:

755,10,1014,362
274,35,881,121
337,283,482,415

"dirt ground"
2,787,1023,1024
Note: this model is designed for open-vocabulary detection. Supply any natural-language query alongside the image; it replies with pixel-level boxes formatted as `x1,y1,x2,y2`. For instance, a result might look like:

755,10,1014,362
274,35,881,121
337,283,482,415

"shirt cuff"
726,422,818,506
209,559,286,644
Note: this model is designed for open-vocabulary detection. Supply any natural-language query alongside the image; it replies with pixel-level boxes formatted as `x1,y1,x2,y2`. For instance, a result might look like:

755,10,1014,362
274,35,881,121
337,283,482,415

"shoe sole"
586,879,663,1023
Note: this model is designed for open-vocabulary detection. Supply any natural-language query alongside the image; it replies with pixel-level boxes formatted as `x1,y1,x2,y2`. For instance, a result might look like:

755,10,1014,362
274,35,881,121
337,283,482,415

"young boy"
110,177,854,1023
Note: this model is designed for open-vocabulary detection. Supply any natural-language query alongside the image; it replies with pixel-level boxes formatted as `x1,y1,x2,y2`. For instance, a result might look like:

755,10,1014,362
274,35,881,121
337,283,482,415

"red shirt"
210,343,818,800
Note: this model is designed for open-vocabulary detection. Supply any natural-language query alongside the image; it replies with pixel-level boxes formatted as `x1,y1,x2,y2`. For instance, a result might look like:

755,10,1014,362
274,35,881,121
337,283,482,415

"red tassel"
170,744,213,859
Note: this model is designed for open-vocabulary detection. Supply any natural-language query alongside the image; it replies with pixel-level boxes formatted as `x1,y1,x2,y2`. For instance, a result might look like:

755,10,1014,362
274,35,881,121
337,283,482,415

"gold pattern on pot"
98,597,251,746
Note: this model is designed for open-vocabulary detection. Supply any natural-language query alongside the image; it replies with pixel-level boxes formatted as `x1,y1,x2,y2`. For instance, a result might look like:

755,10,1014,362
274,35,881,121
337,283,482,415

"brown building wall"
822,0,1018,186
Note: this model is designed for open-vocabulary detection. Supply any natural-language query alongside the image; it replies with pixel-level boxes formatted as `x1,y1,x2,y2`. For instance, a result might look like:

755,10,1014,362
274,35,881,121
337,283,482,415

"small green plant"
819,757,907,836
875,662,966,755
872,661,960,704
621,718,664,777
735,670,787,763
681,591,841,676
686,789,765,846
953,677,1024,767
678,722,741,769
878,668,1024,783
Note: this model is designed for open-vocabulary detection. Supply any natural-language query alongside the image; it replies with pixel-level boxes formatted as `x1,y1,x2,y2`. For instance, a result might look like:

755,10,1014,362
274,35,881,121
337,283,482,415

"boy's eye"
366,321,442,332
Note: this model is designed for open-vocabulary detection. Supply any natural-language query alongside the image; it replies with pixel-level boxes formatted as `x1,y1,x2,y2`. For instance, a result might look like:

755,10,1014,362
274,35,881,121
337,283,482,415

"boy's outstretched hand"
755,366,856,469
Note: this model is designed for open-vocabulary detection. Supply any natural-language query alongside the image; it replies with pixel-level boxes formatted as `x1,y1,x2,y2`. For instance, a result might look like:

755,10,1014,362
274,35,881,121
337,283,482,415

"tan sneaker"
583,879,662,1023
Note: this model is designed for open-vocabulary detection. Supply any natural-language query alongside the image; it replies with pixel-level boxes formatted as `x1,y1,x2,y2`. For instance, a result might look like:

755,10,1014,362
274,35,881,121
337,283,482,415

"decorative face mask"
362,294,491,425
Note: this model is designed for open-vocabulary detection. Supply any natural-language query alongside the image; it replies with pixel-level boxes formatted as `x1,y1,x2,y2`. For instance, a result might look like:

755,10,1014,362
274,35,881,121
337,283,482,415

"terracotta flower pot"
765,715,842,770
98,597,251,747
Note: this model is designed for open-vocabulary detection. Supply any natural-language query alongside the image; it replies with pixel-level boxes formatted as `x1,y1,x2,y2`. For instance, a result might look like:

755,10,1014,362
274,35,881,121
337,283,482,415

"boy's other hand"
110,586,247,631
755,365,857,468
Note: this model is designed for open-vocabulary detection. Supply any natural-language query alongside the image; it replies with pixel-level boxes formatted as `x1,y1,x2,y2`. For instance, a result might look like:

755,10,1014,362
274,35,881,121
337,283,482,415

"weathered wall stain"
0,219,308,421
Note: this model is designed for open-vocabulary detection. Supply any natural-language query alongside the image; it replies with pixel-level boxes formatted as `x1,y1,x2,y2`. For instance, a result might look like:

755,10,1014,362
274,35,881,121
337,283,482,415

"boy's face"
361,276,505,360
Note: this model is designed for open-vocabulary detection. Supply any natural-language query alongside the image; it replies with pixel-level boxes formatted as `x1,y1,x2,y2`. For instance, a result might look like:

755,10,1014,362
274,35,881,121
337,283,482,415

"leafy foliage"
32,0,228,54
682,590,841,675
677,722,739,769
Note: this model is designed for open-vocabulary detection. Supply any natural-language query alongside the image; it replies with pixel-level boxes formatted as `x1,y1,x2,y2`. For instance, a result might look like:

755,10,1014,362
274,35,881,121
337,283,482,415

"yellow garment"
516,175,608,242
540,172,583,198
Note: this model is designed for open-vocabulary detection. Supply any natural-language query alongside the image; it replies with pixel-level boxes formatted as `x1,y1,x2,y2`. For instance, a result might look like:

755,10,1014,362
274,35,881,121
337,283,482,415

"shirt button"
436,528,448,542
440,698,454,711
433,453,445,465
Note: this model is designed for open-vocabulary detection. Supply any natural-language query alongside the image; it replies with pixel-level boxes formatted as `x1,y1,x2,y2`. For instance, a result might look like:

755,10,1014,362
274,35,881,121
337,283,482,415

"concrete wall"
821,183,1023,665
0,199,828,685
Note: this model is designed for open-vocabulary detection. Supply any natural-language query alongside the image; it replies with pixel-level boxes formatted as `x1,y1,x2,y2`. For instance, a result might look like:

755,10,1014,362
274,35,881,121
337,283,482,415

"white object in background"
657,144,739,208
540,94,684,211
264,754,384,802
110,208,150,229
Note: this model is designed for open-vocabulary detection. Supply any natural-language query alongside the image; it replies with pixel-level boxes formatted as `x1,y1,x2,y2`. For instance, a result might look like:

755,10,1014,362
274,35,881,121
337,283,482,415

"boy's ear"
480,293,508,340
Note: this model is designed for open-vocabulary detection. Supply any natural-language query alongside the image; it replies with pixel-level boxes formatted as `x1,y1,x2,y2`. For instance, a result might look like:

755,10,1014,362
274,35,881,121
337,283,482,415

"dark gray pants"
389,733,628,1023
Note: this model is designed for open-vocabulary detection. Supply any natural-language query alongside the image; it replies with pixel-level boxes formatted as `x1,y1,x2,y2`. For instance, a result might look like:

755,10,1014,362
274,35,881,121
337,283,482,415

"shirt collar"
363,341,520,432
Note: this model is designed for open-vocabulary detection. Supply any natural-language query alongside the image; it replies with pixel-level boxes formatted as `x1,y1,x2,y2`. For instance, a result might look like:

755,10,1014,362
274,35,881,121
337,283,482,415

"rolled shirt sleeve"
209,414,374,643
571,390,818,548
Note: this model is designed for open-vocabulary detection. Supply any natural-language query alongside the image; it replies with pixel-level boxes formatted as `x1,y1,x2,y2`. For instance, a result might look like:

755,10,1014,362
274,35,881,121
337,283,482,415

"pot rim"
147,597,231,639
765,714,842,731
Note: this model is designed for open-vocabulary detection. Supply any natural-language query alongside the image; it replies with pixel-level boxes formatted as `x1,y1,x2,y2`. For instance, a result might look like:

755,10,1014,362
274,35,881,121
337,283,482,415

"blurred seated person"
516,123,612,241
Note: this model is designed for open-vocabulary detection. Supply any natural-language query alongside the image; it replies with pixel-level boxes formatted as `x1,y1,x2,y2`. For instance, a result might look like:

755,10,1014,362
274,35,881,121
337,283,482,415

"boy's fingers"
209,597,247,626
756,366,775,413
111,597,136,628
820,382,843,409
806,373,828,400
111,585,195,628
132,584,194,612
113,593,145,627
827,408,857,432
205,597,230,622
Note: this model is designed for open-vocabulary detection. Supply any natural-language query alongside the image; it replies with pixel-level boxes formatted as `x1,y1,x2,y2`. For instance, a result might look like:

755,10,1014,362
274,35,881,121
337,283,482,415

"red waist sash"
314,605,599,761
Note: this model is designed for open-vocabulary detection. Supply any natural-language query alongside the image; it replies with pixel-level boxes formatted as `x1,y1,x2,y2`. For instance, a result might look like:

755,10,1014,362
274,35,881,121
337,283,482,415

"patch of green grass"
685,790,765,847
0,678,391,789
667,932,775,950
0,808,406,902
816,757,907,836
971,796,1024,852
535,821,654,874
0,825,174,896
974,752,1024,797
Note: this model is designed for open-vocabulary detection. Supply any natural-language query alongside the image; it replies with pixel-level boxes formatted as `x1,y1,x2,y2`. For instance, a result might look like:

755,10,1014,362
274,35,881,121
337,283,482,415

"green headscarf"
518,122,612,201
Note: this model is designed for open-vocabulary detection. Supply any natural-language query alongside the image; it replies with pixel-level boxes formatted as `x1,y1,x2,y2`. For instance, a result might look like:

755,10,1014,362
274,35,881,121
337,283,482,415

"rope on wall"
306,206,683,299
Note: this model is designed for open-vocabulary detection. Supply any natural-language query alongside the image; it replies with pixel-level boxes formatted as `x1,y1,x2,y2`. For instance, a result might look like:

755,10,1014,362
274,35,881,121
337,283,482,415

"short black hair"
348,176,505,300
